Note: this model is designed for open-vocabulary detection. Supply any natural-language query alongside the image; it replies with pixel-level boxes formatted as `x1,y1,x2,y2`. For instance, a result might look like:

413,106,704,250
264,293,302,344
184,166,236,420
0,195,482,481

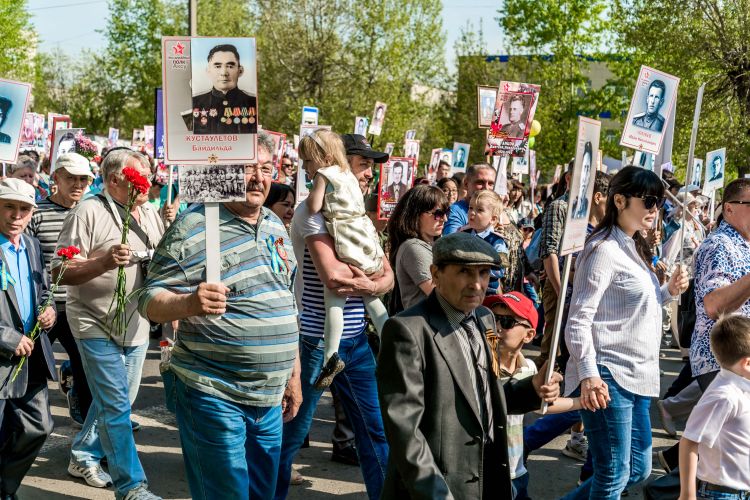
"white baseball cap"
55,153,95,178
0,178,37,207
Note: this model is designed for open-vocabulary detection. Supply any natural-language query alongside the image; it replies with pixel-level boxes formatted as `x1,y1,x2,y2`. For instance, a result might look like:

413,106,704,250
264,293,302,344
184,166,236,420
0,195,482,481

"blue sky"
30,0,505,67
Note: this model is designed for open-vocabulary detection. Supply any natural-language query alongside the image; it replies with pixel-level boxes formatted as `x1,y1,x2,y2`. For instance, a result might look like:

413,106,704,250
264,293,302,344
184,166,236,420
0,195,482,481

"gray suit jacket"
0,233,57,399
377,291,541,499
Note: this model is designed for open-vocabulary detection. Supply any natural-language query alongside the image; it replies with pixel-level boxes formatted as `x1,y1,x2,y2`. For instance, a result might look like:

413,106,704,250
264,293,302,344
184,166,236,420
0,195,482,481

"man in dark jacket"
377,232,562,499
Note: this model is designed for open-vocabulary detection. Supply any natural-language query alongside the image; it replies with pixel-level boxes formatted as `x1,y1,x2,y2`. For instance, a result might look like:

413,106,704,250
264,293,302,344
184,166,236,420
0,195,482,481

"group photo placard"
162,36,257,164
620,65,679,155
0,79,32,163
486,81,541,157
179,164,247,203
377,157,414,220
560,116,601,256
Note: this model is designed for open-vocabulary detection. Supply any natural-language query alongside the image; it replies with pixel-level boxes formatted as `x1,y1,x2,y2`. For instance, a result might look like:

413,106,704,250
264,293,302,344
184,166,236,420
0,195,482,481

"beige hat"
0,178,37,207
55,153,95,178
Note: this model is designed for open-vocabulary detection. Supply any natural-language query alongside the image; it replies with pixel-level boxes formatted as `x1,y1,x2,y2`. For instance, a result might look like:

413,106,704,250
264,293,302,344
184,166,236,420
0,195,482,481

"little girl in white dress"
300,130,389,388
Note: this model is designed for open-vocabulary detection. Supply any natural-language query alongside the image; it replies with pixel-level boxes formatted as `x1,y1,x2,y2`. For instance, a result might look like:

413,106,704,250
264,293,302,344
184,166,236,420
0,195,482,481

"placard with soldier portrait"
404,139,420,163
368,101,387,136
354,116,368,136
50,128,83,173
477,85,498,128
620,65,679,155
560,116,601,256
162,36,257,164
108,127,119,148
427,147,442,184
377,157,414,220
452,142,470,172
511,151,529,175
178,164,247,203
704,147,726,193
486,81,541,157
0,78,32,164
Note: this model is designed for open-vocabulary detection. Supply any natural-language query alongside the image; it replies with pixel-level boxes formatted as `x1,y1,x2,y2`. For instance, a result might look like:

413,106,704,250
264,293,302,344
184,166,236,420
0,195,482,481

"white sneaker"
67,460,113,488
562,437,588,462
121,484,162,500
656,399,677,437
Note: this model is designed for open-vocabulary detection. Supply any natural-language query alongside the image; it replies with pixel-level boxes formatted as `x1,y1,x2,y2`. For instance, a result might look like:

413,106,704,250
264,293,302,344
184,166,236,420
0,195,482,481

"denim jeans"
175,377,283,500
524,410,582,452
71,339,148,497
697,481,750,500
275,333,388,500
561,365,652,500
513,472,531,500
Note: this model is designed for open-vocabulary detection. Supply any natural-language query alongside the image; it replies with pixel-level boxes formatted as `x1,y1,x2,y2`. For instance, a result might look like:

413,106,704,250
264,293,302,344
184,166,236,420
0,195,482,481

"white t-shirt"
500,356,537,479
683,368,750,491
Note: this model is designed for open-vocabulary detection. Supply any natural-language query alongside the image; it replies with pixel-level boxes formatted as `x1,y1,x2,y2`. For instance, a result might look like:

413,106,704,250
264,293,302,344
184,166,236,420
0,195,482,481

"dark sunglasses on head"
494,314,531,330
426,208,448,220
631,195,666,210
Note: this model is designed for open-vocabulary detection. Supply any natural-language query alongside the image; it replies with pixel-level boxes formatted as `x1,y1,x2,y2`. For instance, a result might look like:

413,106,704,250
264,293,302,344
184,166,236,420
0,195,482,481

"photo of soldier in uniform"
0,79,32,163
179,164,247,203
491,94,530,139
132,129,145,147
486,81,540,157
354,116,368,136
708,154,723,181
477,86,498,128
191,40,257,135
704,148,727,192
632,79,666,132
384,143,394,155
452,142,470,171
368,102,387,136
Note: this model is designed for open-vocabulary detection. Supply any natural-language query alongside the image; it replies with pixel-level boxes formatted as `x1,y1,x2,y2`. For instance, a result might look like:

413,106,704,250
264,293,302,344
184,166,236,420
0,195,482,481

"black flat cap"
433,232,502,269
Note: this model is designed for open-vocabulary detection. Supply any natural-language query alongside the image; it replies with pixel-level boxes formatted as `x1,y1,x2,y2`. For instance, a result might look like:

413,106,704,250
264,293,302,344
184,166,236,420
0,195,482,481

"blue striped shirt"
138,205,298,407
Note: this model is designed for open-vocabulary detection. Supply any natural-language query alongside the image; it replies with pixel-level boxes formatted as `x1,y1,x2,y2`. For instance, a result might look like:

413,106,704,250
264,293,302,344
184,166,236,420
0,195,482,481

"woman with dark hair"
562,167,689,500
437,176,459,205
263,182,296,229
386,185,448,313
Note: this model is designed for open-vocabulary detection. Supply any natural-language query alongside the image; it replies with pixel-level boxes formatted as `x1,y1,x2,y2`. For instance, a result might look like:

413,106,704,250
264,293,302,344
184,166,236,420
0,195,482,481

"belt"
698,480,749,495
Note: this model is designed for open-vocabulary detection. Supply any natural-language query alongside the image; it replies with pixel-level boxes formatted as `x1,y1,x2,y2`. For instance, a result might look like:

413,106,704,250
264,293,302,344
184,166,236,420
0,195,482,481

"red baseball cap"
482,292,538,330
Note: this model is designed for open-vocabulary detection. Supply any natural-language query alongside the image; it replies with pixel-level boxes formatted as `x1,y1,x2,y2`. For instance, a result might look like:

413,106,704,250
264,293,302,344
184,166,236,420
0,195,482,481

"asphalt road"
18,339,684,499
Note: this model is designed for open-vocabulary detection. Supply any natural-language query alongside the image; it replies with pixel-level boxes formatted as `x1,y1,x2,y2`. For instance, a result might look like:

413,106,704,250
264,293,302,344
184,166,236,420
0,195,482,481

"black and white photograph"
191,39,257,135
178,164,246,203
486,80,541,157
377,157,413,219
405,129,416,140
108,127,119,147
477,85,498,128
692,158,703,187
131,128,145,147
511,151,529,175
452,142,470,172
440,148,453,168
368,101,387,136
620,65,679,155
354,116,368,136
0,78,32,164
561,116,601,255
704,147,726,192
50,128,83,172
404,139,420,162
384,142,394,155
427,147,441,184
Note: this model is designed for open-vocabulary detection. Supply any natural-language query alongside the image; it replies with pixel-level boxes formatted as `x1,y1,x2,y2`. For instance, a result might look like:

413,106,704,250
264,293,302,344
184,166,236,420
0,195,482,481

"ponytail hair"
298,129,351,173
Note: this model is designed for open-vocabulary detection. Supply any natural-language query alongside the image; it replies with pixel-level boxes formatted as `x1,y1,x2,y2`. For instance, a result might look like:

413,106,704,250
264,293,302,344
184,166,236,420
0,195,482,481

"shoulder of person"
66,194,105,219
237,89,256,100
633,112,646,119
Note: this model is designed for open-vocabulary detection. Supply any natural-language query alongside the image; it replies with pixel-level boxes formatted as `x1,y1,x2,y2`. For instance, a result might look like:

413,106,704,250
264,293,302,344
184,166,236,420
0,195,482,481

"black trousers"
0,383,53,495
47,310,92,419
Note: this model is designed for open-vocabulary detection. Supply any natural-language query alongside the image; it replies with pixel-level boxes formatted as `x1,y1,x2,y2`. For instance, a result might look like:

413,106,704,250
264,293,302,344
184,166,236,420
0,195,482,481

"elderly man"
0,178,56,500
275,133,392,500
139,132,300,500
27,153,94,426
377,232,561,499
443,163,496,235
53,149,164,499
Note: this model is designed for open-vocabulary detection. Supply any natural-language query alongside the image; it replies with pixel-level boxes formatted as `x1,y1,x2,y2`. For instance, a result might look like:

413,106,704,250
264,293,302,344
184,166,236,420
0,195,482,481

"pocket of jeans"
299,335,323,351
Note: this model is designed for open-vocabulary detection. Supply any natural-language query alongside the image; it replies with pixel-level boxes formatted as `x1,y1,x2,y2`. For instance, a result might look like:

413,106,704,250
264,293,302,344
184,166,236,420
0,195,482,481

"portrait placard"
295,163,312,205
404,139,420,163
452,142,470,172
162,36,257,164
265,130,287,178
368,101,387,136
51,128,83,172
299,124,331,140
301,106,318,125
143,125,155,154
49,115,71,156
511,150,529,175
477,85,498,128
20,113,37,152
620,65,679,155
384,143,394,155
486,81,541,157
0,79,31,164
633,150,655,170
427,147,442,184
441,148,454,172
405,130,416,141
492,155,508,197
354,116,368,136
131,129,145,148
178,165,246,203
108,127,119,148
154,88,165,158
560,117,601,256
703,148,726,193
692,158,703,187
377,157,414,220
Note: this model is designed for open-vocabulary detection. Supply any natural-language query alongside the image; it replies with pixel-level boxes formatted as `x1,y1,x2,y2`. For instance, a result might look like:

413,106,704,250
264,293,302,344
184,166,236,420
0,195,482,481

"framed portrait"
108,127,119,148
633,150,655,171
48,114,71,156
354,116,368,136
560,117,601,256
143,125,155,154
404,139,420,163
368,101,387,136
703,148,726,193
440,148,453,170
50,128,83,173
620,65,679,155
477,85,498,128
0,79,31,164
295,161,312,206
131,129,145,148
426,147,442,184
486,81,541,158
179,164,247,203
511,150,529,175
692,158,703,187
162,36,257,164
154,88,165,159
20,113,36,151
377,157,414,220
452,142,470,173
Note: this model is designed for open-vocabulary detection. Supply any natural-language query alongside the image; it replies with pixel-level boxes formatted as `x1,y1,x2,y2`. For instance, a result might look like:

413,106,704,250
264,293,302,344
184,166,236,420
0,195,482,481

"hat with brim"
55,153,95,178
0,178,37,207
433,232,502,269
341,134,389,163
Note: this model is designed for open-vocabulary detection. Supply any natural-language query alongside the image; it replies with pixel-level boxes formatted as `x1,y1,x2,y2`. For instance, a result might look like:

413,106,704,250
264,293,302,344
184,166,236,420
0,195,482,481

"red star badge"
173,42,185,55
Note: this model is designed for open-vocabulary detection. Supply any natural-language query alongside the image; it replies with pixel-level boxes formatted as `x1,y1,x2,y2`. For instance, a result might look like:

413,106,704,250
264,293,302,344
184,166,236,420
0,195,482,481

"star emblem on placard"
207,154,218,163
173,42,185,55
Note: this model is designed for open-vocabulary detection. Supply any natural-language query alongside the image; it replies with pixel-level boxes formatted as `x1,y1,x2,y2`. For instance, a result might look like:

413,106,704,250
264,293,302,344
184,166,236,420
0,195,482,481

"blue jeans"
697,482,750,500
513,472,531,500
561,366,652,500
275,333,388,500
71,339,148,497
524,410,582,451
175,377,283,500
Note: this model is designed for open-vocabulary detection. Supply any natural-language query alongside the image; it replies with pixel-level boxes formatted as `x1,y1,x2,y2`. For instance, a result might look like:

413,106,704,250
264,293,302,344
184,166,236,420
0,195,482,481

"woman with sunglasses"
562,167,689,500
386,185,449,314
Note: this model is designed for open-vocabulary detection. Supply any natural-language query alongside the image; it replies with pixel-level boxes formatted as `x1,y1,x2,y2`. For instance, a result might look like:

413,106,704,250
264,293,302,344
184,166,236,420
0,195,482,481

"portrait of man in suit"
632,79,666,132
453,147,466,170
571,141,593,219
708,154,723,182
384,161,408,202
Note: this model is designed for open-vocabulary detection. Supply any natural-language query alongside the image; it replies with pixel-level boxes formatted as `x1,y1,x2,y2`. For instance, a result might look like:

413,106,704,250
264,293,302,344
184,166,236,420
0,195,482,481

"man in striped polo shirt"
26,152,94,425
139,131,302,500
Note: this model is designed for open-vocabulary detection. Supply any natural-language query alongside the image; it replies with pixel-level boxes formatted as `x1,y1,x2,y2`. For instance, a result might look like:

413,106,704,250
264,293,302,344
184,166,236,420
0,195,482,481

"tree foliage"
0,0,35,81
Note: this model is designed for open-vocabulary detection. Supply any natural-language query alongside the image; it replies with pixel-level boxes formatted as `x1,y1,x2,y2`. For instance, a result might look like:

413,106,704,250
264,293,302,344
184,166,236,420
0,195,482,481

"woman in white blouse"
562,167,689,500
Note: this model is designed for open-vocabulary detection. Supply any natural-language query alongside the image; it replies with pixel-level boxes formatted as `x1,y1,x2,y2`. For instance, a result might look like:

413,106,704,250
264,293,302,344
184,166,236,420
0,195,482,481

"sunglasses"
494,314,532,330
426,208,448,220
631,195,666,210
725,200,750,206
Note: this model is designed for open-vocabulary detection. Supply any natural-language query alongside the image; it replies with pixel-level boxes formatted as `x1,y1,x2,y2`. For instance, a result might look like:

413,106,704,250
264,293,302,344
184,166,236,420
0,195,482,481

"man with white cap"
0,178,57,500
27,153,95,427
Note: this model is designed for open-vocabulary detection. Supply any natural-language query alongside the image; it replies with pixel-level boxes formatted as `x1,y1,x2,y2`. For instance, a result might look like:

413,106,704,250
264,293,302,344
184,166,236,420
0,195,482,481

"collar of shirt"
211,86,242,99
717,220,750,249
499,352,527,378
475,227,494,239
220,205,272,237
0,233,26,253
719,367,750,393
436,291,476,329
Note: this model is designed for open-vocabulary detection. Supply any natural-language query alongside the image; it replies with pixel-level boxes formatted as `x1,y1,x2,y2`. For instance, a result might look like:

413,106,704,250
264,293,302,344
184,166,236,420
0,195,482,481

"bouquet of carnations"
74,132,99,161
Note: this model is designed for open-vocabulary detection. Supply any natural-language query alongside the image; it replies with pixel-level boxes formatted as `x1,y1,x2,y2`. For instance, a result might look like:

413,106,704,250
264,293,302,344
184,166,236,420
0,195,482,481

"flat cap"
433,232,501,269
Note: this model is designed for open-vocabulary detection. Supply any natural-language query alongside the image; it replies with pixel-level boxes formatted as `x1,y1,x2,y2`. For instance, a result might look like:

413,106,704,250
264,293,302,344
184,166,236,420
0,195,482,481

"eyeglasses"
725,200,750,206
425,208,448,220
494,314,531,330
631,195,666,210
246,164,274,177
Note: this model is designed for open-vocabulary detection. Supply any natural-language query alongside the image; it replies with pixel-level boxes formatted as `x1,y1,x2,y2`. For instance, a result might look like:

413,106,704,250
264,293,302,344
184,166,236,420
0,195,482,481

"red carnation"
56,245,81,260
122,166,151,194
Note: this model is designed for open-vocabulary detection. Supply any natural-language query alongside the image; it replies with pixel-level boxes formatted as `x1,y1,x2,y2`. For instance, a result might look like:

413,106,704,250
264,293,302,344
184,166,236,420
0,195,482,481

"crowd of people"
0,128,748,500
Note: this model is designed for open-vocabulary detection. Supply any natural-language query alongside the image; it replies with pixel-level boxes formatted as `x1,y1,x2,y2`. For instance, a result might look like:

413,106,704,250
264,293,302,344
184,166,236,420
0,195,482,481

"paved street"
18,339,683,499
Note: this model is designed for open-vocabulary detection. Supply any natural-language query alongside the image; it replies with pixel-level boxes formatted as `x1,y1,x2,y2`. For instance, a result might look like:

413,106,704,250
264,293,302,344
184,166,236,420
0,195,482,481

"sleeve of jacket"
502,375,542,415
377,316,454,500
0,313,22,359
